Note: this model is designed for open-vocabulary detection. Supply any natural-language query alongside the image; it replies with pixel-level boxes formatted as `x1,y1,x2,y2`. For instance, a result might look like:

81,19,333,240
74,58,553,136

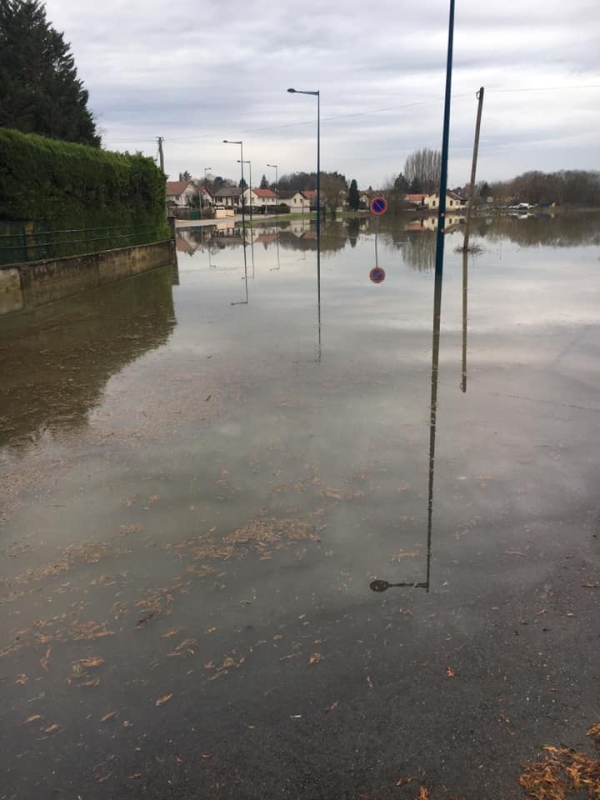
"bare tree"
404,149,441,194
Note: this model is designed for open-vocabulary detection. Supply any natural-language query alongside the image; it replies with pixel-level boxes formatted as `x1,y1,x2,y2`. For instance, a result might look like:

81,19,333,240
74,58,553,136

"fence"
0,224,168,267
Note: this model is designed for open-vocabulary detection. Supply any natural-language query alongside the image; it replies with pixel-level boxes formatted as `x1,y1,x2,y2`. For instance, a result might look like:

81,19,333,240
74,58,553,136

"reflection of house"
213,187,242,209
244,188,277,208
359,191,371,208
412,214,465,231
166,181,198,208
278,190,311,213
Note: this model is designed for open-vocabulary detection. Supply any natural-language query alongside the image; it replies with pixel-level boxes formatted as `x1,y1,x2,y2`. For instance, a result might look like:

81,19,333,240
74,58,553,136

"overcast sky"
45,0,600,188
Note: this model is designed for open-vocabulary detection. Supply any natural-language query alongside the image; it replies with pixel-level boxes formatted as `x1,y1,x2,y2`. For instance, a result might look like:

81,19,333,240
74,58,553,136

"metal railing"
0,224,167,266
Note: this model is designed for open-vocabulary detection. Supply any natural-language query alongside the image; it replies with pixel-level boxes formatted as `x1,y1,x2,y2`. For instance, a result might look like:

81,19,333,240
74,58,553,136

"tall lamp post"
287,88,320,248
266,163,278,201
237,159,253,221
204,166,212,181
223,139,248,276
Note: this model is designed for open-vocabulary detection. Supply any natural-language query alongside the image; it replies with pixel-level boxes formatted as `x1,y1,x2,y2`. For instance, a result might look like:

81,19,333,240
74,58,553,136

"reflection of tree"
401,232,437,272
477,213,600,248
347,217,360,248
0,267,176,451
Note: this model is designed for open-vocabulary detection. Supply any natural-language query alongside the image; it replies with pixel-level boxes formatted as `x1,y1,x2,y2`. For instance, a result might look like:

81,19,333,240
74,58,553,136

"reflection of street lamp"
287,88,320,246
223,140,247,276
288,88,321,360
267,164,280,271
237,159,253,222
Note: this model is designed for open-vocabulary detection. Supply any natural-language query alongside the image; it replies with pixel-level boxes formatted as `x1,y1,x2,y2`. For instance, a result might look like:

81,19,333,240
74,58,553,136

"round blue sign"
370,196,388,215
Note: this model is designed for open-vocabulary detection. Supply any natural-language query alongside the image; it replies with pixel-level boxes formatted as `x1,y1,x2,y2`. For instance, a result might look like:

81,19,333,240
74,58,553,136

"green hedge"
0,128,169,241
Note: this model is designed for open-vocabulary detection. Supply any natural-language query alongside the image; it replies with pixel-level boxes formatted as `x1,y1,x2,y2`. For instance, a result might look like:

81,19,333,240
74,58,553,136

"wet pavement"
1,214,599,800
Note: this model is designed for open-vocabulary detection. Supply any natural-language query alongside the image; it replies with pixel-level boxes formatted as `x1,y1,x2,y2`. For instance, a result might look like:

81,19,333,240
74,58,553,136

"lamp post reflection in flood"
267,163,281,272
223,139,248,279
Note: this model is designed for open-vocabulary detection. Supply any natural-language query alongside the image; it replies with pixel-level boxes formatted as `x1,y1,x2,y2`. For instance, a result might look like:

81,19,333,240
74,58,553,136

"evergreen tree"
347,178,360,211
239,177,247,189
394,173,409,193
179,170,192,181
259,173,269,189
409,176,423,194
0,0,100,146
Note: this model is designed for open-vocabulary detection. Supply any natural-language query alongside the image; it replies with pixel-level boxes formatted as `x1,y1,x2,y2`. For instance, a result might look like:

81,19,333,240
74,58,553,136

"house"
278,190,311,213
199,186,214,207
407,193,429,207
302,190,318,209
359,191,372,208
425,191,465,210
213,187,242,209
244,187,277,208
166,181,198,208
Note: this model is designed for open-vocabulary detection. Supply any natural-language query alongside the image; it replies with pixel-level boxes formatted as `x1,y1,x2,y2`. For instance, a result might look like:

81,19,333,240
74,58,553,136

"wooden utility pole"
463,87,485,251
157,136,165,174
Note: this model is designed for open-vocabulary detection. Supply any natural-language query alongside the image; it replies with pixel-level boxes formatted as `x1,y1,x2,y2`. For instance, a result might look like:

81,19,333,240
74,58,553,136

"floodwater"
1,213,599,800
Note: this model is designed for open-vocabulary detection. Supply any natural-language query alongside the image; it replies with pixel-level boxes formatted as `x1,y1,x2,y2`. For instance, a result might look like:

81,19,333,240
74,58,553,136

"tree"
179,170,192,181
347,178,360,211
321,173,347,217
409,176,423,194
394,173,409,193
478,181,491,200
239,177,247,189
404,149,441,193
259,174,269,189
0,0,100,146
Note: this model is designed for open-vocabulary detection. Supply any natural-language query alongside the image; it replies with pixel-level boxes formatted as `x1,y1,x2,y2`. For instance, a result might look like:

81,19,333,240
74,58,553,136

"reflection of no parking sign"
370,196,388,215
369,267,386,284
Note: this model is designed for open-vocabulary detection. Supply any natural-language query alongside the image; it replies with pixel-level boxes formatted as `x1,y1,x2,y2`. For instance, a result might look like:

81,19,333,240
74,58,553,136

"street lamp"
237,159,253,221
204,166,212,181
287,88,320,244
223,140,245,225
266,163,278,201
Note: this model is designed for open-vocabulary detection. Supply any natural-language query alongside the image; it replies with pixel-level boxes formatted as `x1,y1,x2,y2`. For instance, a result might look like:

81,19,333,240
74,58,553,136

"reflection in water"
461,249,468,392
369,274,442,593
0,267,176,451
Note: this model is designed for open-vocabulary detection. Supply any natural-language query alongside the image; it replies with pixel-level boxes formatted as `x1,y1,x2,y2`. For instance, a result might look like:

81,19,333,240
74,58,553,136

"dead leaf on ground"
325,700,339,713
100,711,118,723
25,715,42,724
44,723,61,734
155,693,173,707
446,667,455,678
418,788,430,800
40,646,52,671
162,627,185,639
16,674,28,685
308,653,323,666
395,777,416,787
73,656,105,670
148,495,160,504
583,583,599,589
201,753,213,760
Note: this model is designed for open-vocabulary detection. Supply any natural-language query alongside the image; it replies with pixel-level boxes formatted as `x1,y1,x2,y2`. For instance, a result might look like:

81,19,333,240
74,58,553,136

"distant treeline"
489,170,600,207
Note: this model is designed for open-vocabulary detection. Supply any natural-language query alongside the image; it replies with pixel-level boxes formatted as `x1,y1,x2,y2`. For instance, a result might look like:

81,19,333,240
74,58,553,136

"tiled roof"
251,188,276,198
166,181,192,196
214,187,242,197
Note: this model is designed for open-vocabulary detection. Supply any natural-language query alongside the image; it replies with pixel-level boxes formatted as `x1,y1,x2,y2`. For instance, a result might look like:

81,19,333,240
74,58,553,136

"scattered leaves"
446,667,455,678
308,653,323,666
16,673,28,685
325,700,339,713
100,711,118,723
25,715,42,724
418,788,430,800
155,693,173,707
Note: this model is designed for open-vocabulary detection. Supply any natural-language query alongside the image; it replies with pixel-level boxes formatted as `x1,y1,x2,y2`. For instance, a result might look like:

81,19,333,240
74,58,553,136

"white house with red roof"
166,180,198,208
244,187,277,208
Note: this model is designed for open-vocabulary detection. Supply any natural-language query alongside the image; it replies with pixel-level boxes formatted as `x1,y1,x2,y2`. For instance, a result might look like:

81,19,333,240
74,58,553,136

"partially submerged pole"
463,87,485,252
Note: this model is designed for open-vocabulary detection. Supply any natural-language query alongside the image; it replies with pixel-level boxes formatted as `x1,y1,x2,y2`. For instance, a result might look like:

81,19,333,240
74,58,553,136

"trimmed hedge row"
0,128,169,241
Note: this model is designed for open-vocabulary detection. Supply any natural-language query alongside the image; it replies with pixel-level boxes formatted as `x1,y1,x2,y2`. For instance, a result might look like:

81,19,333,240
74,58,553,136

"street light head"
287,88,296,93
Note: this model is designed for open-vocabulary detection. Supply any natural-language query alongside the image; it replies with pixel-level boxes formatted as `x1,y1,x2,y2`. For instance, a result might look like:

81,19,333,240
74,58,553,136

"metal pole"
433,0,456,280
316,90,321,286
463,87,485,253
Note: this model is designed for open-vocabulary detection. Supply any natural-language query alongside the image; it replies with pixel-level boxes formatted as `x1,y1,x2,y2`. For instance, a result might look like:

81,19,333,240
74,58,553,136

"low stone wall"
0,239,176,310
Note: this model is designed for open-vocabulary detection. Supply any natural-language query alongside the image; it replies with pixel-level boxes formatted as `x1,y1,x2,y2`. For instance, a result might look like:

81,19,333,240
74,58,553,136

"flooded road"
1,214,599,799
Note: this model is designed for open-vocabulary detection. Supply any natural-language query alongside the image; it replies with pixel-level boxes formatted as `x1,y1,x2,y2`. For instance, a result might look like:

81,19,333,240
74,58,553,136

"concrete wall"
0,239,176,312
